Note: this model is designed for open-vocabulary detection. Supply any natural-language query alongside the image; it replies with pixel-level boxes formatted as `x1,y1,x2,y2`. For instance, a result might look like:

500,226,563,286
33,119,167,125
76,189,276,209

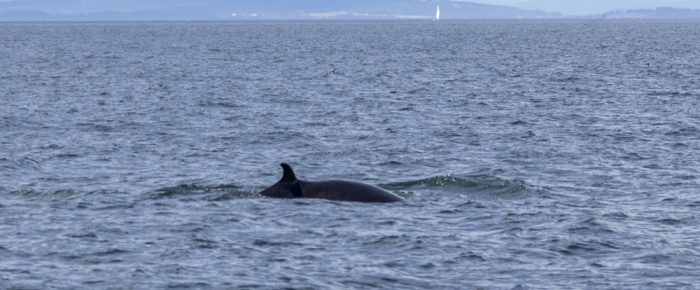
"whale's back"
300,180,403,203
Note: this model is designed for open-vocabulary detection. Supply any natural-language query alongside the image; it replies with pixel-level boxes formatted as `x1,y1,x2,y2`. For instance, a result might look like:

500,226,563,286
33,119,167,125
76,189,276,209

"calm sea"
1,20,699,289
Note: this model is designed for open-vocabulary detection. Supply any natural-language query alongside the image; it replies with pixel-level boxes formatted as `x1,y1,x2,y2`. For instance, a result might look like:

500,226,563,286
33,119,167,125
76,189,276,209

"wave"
148,183,255,201
0,155,41,172
1,184,254,203
4,188,115,200
380,174,537,198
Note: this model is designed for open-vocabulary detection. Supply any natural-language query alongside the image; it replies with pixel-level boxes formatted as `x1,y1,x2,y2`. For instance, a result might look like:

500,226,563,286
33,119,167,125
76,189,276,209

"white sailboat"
435,5,441,21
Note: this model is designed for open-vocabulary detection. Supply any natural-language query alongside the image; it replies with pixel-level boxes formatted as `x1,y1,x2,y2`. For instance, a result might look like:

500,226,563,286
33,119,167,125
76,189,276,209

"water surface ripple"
1,20,699,289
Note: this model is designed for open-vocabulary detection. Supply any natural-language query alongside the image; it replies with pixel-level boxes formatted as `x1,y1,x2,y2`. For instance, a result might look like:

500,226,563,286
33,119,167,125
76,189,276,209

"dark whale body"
258,163,403,203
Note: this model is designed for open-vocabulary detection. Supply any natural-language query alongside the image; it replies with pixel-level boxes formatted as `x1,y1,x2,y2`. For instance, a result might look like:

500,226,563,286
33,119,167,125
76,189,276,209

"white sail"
435,5,440,21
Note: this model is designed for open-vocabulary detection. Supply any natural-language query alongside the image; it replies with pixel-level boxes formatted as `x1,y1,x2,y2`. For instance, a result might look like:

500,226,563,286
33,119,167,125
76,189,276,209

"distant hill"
0,0,560,21
3,1,700,21
601,7,700,19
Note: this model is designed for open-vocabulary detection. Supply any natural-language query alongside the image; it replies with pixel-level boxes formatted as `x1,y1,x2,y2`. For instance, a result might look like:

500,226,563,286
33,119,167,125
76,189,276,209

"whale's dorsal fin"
279,163,302,198
280,163,298,183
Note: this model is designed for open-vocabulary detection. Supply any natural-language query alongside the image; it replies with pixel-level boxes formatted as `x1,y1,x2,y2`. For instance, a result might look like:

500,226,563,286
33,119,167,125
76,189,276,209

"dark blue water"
1,20,699,289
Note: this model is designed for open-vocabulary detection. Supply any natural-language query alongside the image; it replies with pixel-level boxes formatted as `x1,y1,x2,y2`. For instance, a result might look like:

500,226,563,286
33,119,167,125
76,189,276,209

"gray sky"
469,0,700,15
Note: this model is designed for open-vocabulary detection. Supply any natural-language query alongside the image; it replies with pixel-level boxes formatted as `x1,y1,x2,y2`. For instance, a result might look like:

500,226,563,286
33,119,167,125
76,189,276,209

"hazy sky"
470,0,700,15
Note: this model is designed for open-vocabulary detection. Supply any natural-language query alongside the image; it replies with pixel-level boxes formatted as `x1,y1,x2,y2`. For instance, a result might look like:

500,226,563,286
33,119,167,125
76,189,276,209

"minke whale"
258,163,403,203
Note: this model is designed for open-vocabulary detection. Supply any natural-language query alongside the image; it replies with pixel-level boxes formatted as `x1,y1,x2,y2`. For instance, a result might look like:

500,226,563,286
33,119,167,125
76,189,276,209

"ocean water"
1,20,699,289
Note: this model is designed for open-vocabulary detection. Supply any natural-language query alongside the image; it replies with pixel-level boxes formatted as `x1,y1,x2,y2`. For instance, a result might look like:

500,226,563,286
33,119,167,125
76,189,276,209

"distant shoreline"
3,18,700,23
3,6,700,22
